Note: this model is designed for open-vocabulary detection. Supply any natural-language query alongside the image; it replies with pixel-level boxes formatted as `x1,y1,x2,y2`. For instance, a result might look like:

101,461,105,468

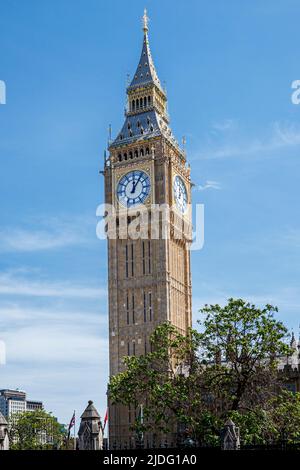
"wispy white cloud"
0,304,107,329
196,121,300,160
0,228,81,252
3,324,108,365
0,214,95,253
0,270,106,299
192,281,300,329
0,302,109,423
229,228,300,256
211,118,237,132
196,180,221,191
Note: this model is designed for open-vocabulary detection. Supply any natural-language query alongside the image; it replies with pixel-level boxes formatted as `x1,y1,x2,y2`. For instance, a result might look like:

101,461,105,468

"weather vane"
142,8,149,33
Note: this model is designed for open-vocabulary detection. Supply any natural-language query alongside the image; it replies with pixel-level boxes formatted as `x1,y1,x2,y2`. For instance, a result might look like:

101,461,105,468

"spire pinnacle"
142,8,149,33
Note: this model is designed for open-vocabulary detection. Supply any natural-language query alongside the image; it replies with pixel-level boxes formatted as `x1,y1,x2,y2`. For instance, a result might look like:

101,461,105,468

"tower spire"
128,9,163,93
110,10,181,153
142,8,149,33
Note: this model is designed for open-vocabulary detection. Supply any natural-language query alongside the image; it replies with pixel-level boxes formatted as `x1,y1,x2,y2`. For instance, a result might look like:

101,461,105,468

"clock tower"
104,10,192,448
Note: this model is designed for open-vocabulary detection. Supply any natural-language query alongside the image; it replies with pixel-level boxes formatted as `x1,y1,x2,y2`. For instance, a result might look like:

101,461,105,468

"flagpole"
73,410,76,451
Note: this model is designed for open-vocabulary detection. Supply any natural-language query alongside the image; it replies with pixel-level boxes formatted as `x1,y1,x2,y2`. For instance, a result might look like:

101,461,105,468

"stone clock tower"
104,10,192,448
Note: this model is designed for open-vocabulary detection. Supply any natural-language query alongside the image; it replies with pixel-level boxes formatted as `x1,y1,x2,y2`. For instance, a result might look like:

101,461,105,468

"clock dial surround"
173,175,188,214
117,170,151,208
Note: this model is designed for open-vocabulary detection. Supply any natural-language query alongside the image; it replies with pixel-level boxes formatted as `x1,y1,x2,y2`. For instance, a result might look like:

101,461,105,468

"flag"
103,409,108,431
67,411,75,439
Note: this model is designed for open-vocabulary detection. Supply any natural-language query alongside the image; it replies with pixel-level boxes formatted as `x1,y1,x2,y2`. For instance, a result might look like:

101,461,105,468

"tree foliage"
9,409,66,450
197,298,291,413
109,298,296,445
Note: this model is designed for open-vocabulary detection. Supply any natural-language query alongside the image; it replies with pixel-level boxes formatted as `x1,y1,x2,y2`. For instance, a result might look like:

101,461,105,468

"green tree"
228,391,300,445
109,322,207,443
198,298,291,413
109,299,294,445
268,390,300,443
9,409,66,450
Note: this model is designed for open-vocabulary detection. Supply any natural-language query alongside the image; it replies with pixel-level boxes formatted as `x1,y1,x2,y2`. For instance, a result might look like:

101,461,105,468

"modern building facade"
0,389,43,418
104,11,192,448
26,400,44,412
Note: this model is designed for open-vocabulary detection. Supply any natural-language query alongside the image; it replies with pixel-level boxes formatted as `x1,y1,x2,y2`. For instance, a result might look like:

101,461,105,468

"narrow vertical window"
132,294,135,324
149,292,152,321
128,405,132,424
144,340,147,355
125,244,129,278
131,244,134,277
132,341,136,356
148,241,151,274
143,292,147,322
142,241,145,275
126,294,129,325
127,342,130,356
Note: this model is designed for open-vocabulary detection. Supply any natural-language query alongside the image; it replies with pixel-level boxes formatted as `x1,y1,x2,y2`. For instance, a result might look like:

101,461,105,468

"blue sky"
0,0,300,428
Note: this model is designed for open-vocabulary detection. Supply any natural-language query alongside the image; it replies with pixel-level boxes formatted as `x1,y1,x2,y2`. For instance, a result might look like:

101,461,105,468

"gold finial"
142,8,149,33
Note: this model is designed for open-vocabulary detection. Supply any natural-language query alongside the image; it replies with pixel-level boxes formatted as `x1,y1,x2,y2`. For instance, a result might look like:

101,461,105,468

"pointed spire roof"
128,9,164,94
291,331,297,350
80,400,100,420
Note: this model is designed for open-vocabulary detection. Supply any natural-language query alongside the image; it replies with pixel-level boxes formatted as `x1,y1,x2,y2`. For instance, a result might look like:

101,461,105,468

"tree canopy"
109,298,297,445
9,409,66,450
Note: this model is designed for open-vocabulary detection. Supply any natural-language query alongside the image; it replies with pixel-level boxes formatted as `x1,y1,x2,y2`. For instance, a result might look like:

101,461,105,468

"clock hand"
131,174,142,194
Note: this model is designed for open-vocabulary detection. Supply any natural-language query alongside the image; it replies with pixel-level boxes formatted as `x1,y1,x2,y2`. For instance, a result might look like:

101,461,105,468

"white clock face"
117,170,151,208
173,175,188,214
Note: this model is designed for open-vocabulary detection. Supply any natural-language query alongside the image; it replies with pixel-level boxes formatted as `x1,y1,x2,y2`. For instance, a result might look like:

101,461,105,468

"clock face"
173,175,188,214
117,170,151,208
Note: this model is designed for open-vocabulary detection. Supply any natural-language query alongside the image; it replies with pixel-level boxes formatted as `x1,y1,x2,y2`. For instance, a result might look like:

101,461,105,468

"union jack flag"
67,411,75,439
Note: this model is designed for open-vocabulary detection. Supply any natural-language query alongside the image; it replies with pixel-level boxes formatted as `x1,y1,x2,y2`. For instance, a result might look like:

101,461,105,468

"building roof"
111,109,178,149
127,9,164,94
80,400,100,420
128,33,163,93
